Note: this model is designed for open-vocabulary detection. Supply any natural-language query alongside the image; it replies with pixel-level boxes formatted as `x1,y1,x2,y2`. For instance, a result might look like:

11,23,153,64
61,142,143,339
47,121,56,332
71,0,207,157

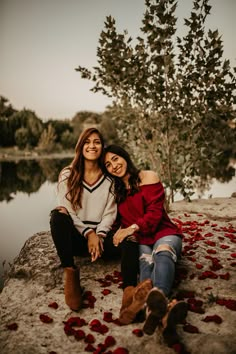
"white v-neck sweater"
56,170,117,237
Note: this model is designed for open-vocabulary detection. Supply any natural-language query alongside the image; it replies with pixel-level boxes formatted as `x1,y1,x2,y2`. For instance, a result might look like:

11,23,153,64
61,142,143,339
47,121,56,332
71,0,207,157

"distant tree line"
0,96,119,153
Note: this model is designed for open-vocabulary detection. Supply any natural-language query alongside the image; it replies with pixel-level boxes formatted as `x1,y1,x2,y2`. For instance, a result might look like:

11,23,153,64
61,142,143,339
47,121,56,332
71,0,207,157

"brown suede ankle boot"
119,286,135,315
119,279,152,325
64,267,82,311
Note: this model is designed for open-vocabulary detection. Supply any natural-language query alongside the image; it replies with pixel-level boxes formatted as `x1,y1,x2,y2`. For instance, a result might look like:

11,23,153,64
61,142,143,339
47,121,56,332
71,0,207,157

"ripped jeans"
139,235,182,297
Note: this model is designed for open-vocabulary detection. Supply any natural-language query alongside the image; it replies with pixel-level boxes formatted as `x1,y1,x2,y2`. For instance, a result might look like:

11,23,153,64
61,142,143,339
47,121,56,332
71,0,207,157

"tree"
76,0,236,202
37,124,57,153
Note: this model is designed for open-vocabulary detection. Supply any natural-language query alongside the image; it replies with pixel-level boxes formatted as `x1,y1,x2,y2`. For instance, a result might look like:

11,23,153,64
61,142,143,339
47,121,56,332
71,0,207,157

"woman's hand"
113,227,132,247
87,231,101,262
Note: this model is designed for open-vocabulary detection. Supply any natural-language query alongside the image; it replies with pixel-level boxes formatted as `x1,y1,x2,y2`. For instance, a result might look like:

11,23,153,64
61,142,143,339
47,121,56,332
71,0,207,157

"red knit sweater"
118,182,182,245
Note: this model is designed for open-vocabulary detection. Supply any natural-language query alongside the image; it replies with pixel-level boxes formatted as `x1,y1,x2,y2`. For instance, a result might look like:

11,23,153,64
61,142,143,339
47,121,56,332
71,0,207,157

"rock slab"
0,198,236,354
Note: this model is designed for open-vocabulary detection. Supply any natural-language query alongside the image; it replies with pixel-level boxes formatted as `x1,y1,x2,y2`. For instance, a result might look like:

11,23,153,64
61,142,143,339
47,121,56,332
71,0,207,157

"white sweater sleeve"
56,171,92,237
96,189,117,237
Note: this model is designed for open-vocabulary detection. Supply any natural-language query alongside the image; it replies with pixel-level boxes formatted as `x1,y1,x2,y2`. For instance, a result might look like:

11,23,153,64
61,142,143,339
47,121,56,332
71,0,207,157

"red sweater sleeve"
136,182,166,236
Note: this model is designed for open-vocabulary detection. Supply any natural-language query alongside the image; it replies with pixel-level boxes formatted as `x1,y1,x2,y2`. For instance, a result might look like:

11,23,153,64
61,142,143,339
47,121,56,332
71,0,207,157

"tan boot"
119,286,135,315
119,279,152,325
64,267,82,311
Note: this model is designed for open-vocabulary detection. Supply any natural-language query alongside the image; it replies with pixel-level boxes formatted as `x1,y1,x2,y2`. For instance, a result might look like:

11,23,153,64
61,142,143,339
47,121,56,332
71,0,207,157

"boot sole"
119,279,152,325
143,288,168,335
163,301,188,346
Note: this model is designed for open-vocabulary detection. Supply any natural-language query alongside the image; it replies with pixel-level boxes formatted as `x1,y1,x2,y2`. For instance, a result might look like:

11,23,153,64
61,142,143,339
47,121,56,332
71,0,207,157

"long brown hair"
59,127,105,210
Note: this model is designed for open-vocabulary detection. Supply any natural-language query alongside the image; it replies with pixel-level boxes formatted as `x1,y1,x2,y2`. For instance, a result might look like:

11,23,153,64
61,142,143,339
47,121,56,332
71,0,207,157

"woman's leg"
50,207,87,267
139,244,154,283
152,235,182,297
120,240,140,288
50,207,87,311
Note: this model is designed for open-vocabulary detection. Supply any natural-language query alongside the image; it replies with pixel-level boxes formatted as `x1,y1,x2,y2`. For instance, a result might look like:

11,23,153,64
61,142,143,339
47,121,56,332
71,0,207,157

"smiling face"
104,152,128,178
82,132,102,161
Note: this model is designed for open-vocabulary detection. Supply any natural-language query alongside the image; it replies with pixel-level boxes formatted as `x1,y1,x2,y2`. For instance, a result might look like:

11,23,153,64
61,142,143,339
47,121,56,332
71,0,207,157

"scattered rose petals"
89,319,109,334
216,298,236,311
198,271,218,280
6,322,18,330
39,314,53,323
202,315,223,324
64,316,86,327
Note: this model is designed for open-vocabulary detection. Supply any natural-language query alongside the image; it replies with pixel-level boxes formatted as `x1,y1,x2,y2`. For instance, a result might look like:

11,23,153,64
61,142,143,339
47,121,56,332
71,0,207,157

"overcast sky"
0,0,235,121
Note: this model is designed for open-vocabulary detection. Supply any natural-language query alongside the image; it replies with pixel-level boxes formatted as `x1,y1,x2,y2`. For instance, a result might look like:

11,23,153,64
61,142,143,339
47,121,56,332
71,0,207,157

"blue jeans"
139,235,182,297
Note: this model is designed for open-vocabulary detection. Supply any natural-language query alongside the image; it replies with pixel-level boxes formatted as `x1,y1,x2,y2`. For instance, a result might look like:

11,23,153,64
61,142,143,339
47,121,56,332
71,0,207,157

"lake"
0,158,235,289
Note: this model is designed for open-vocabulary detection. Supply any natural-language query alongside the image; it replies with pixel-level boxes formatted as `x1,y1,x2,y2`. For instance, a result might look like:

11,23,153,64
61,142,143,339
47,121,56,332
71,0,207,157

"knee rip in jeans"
55,206,69,215
139,253,153,265
153,244,177,263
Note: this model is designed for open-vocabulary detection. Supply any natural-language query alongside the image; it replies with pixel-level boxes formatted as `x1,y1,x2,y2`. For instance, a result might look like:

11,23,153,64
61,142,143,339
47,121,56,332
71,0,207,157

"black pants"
50,209,139,288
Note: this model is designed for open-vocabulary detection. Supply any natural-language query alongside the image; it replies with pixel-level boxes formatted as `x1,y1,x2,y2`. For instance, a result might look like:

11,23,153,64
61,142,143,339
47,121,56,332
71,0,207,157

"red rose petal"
6,323,18,330
39,314,53,323
64,316,86,327
113,348,129,354
103,311,114,322
132,328,143,337
206,249,217,254
204,240,216,247
48,302,59,309
216,298,236,311
74,329,86,340
202,315,223,324
85,334,95,343
230,253,236,258
104,335,116,347
219,272,230,280
102,289,111,296
84,343,96,352
220,245,229,249
196,263,203,269
183,323,199,333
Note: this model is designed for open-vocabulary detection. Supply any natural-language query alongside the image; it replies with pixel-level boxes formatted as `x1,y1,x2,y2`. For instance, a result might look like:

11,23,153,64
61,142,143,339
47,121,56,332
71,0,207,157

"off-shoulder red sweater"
118,182,182,245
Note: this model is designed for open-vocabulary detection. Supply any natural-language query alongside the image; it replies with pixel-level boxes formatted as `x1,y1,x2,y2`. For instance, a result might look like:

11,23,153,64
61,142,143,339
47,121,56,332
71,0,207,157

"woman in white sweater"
50,127,119,311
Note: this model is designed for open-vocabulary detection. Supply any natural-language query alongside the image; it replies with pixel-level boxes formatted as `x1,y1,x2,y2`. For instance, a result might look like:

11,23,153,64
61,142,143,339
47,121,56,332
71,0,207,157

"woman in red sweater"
103,145,188,343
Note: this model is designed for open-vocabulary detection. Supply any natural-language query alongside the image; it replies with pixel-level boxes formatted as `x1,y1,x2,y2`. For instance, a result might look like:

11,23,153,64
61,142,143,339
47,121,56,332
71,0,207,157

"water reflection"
0,158,72,202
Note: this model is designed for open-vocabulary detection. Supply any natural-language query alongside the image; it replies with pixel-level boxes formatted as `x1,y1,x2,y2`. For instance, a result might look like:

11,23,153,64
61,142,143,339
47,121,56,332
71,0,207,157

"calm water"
0,159,235,289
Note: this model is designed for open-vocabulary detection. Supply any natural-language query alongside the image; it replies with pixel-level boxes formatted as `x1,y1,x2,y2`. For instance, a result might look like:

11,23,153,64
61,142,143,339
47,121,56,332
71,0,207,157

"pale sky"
0,0,235,121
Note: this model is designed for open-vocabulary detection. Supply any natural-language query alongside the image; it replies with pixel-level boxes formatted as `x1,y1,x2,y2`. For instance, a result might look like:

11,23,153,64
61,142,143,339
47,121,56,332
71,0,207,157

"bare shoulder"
139,170,160,185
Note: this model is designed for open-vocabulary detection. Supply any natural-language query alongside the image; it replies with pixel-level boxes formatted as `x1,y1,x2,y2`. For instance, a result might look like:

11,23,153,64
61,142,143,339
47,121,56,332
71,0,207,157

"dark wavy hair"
59,127,105,210
102,145,141,203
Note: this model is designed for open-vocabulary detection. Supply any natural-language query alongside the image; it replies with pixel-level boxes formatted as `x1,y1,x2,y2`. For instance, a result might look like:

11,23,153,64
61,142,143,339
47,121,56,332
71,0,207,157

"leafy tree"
37,124,57,152
45,119,73,144
0,96,16,117
71,111,102,138
14,127,29,149
76,0,236,202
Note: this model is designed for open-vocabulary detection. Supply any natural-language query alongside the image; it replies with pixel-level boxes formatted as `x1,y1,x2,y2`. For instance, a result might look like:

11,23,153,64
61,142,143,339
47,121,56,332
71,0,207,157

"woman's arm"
56,171,94,237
